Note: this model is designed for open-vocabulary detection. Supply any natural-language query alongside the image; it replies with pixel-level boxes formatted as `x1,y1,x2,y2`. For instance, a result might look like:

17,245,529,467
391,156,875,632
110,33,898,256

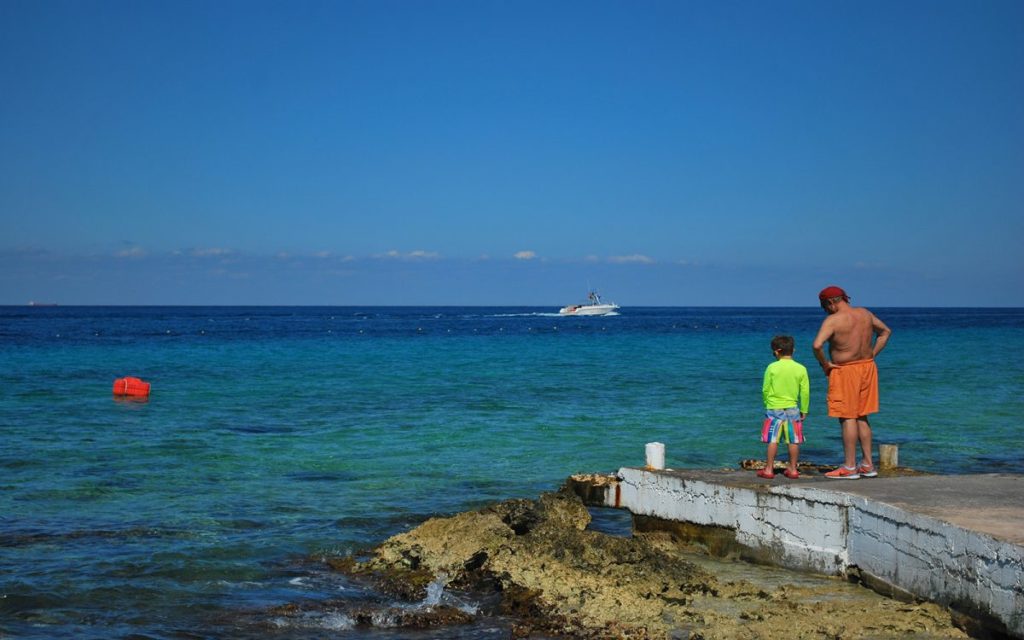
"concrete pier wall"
581,467,1024,638
848,496,1023,637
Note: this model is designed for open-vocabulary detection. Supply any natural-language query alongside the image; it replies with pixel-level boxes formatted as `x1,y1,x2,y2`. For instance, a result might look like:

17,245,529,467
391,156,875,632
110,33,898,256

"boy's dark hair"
771,335,795,356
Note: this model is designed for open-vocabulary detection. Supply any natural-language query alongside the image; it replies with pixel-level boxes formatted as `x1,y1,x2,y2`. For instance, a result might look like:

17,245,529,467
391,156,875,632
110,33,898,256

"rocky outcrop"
332,488,970,639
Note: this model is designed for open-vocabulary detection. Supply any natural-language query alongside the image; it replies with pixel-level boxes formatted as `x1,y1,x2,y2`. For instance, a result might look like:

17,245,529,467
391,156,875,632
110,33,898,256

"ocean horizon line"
7,303,1024,310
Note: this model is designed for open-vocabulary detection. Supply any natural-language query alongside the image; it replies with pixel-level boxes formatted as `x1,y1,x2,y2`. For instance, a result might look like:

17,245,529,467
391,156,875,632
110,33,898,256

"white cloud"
190,247,233,257
376,249,440,260
514,250,537,260
608,254,654,264
116,247,146,258
408,250,439,260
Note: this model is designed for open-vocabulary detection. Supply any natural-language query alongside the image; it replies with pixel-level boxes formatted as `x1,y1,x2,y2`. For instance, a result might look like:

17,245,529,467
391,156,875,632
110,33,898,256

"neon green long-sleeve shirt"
762,357,809,414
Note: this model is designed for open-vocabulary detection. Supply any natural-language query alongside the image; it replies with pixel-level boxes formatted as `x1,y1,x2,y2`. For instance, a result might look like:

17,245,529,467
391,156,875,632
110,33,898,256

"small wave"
216,579,265,589
272,611,356,631
320,612,357,630
288,470,359,483
224,424,295,435
0,526,187,548
422,572,448,607
411,572,479,615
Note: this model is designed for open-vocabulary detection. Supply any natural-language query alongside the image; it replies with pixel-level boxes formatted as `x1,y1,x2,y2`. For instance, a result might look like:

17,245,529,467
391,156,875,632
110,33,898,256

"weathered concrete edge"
847,493,1023,638
583,467,1023,638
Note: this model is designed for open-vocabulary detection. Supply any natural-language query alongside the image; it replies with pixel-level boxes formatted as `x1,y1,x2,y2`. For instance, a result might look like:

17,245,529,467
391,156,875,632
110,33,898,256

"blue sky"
2,0,1021,306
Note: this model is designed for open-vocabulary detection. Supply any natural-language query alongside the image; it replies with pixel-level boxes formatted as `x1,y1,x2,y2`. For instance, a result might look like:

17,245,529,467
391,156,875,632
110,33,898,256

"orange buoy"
113,376,151,397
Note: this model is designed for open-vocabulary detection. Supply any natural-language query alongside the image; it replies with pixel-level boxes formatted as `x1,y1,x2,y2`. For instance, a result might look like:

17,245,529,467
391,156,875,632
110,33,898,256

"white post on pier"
645,442,665,470
879,444,899,470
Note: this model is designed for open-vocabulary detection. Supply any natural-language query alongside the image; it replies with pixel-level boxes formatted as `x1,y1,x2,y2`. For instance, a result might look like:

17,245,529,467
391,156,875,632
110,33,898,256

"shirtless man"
812,286,892,479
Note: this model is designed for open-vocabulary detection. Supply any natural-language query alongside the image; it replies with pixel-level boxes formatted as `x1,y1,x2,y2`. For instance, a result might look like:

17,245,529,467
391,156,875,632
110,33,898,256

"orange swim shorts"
827,358,879,418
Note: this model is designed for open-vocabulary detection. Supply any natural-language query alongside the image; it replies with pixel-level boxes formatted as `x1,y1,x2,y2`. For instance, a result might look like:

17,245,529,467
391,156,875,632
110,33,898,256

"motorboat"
558,291,620,316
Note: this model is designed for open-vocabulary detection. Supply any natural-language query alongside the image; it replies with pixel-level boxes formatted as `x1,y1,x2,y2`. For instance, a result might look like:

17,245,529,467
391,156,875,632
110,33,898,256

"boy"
757,335,810,479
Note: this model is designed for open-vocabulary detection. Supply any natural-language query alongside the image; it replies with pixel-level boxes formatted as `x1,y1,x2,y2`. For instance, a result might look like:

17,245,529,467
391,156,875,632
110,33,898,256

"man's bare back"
813,298,891,370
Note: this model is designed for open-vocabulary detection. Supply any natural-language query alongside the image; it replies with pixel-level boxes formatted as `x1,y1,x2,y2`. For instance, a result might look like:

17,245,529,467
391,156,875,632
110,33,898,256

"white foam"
318,612,356,630
491,312,561,318
274,611,357,631
370,610,398,627
426,573,447,606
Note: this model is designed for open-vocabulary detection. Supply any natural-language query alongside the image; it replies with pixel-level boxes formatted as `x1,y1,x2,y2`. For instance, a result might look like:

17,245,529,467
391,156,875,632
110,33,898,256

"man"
812,286,892,479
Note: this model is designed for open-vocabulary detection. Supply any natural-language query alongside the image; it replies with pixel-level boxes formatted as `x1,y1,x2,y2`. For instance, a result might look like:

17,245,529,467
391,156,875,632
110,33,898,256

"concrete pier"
568,468,1024,638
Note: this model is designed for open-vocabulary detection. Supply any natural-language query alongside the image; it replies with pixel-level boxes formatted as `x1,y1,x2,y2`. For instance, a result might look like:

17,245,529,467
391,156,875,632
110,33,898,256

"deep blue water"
2,306,1022,638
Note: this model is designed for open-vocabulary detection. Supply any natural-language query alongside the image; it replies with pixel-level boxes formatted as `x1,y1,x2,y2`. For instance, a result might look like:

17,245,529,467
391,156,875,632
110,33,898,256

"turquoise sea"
2,306,1022,638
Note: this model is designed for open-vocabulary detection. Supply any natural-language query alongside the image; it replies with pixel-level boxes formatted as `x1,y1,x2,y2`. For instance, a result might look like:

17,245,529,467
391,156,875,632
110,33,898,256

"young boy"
758,335,810,479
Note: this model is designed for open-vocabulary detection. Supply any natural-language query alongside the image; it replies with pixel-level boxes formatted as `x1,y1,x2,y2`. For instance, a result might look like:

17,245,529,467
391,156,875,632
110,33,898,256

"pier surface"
570,468,1024,638
779,471,1024,544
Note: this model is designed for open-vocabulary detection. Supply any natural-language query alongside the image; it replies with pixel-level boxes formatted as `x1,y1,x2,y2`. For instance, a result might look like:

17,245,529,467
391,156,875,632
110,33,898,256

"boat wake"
489,312,562,318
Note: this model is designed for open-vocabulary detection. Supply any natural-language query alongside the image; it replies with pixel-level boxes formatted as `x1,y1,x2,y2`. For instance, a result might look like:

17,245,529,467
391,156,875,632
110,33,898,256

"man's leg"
840,418,859,468
857,417,873,466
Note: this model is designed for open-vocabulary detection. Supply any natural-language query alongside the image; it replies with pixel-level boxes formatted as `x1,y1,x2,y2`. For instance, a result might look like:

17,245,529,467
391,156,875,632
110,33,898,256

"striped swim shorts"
761,407,804,444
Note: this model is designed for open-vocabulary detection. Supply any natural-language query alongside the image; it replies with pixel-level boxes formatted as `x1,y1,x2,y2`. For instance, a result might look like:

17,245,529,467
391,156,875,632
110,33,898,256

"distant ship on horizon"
28,301,59,307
